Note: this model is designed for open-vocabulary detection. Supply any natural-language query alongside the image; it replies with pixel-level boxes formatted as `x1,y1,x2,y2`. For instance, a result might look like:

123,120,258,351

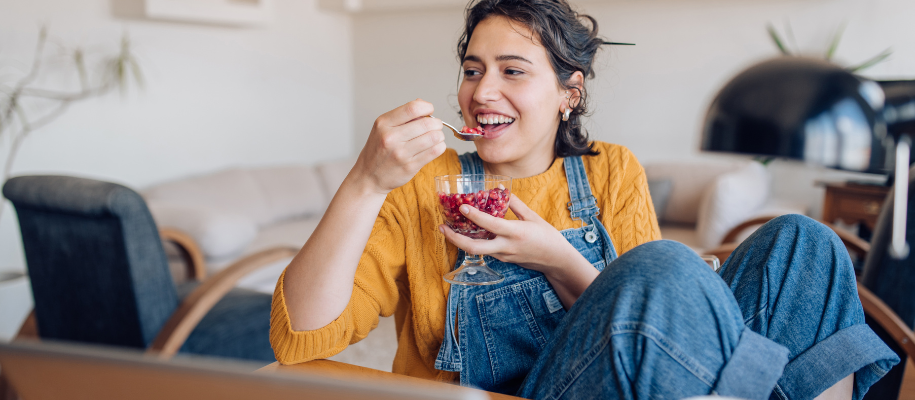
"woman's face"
458,16,571,173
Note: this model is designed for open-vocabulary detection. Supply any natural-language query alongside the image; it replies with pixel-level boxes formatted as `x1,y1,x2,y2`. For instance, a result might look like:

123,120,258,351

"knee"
760,214,834,238
726,214,852,282
754,214,844,250
600,240,714,288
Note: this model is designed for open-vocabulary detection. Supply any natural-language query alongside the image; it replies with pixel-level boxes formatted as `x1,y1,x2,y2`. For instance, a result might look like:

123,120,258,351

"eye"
505,69,524,76
463,69,481,78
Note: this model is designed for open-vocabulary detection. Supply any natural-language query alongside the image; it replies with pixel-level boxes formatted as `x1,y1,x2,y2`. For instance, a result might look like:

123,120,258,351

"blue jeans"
516,215,899,400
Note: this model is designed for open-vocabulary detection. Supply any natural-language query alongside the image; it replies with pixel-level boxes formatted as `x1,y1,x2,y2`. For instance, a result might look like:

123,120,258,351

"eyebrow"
462,54,533,64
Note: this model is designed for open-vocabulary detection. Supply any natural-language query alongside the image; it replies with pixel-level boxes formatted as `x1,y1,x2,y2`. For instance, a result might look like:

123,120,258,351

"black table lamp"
701,56,915,259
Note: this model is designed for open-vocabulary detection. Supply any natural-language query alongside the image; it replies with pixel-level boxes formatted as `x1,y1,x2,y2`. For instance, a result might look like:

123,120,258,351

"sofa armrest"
148,246,299,359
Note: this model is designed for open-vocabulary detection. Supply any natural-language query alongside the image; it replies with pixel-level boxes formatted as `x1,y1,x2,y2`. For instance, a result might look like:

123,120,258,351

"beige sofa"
142,157,399,372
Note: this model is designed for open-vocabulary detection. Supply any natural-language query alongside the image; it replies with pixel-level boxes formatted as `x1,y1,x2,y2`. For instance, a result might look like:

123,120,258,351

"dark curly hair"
457,0,605,157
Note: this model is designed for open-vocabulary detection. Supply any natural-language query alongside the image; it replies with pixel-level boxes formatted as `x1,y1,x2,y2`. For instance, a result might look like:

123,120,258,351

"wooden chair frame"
0,230,299,399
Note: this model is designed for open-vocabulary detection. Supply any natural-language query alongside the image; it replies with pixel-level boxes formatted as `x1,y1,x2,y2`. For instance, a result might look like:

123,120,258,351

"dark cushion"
648,179,673,221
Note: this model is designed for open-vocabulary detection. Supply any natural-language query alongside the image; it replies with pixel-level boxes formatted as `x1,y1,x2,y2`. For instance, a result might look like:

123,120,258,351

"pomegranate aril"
460,126,486,136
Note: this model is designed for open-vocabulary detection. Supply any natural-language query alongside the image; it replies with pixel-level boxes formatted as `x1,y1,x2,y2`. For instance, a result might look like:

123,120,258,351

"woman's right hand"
352,99,447,194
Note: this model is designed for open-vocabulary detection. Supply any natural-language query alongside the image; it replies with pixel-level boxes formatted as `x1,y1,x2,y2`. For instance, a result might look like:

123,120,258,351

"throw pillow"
647,179,673,222
695,161,770,249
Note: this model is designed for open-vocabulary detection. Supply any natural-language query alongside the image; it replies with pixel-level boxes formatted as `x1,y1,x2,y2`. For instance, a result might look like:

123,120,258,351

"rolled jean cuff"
713,328,789,400
777,324,900,400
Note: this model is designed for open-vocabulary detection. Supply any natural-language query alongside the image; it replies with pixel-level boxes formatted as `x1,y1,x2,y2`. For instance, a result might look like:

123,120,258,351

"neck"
483,150,556,179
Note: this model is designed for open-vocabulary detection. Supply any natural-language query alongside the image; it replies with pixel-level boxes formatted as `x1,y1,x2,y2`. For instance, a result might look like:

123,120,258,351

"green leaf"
848,48,892,72
784,20,799,54
767,24,791,56
128,58,145,89
825,22,846,61
73,49,88,90
754,156,775,166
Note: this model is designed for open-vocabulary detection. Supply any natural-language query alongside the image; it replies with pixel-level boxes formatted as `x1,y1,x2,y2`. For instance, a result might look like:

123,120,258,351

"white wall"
351,0,915,218
0,0,355,274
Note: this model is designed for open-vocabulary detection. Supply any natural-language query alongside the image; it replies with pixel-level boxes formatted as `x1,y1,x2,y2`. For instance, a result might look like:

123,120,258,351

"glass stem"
464,253,483,264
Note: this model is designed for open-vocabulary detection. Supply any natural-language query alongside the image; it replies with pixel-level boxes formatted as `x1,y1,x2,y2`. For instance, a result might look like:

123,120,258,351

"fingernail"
460,205,470,214
439,226,444,234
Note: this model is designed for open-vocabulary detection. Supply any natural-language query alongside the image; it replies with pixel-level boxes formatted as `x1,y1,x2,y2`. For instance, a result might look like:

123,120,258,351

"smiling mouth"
476,113,515,132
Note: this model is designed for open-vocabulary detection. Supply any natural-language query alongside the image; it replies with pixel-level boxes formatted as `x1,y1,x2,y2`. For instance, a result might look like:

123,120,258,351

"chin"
474,142,518,166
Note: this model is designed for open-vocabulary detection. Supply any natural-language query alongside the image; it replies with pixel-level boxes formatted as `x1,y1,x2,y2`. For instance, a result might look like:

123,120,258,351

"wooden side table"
821,182,891,231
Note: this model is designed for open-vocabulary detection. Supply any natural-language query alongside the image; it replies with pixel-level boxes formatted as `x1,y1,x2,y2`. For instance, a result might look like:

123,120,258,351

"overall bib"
434,152,617,394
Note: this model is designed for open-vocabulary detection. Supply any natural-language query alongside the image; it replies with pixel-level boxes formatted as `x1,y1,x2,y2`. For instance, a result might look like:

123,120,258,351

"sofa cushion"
644,161,738,224
143,169,273,226
658,222,704,252
147,202,258,260
245,217,321,255
695,161,770,249
216,217,321,290
647,179,673,221
249,165,328,225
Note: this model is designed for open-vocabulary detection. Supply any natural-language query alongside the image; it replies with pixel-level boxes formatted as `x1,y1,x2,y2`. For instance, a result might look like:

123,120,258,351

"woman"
271,0,898,398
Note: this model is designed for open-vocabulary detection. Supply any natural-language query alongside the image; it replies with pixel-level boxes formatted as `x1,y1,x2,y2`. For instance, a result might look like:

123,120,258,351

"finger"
457,204,511,236
507,194,541,222
405,127,445,156
379,99,435,128
385,115,443,146
410,134,447,165
440,224,501,255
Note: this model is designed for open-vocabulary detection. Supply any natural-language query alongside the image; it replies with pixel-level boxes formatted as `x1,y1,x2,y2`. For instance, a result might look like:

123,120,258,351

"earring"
562,108,571,121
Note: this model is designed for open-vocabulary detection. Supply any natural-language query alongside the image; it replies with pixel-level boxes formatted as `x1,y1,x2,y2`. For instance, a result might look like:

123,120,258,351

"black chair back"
3,176,179,349
859,164,915,399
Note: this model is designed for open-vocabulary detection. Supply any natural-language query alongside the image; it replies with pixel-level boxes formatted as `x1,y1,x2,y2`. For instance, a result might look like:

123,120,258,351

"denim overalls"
434,152,616,393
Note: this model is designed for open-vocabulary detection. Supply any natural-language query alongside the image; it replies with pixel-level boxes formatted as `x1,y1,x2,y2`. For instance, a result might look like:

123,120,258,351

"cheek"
458,82,474,121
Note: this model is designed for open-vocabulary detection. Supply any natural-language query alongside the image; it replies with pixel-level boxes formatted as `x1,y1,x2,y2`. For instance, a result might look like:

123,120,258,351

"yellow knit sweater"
270,141,661,382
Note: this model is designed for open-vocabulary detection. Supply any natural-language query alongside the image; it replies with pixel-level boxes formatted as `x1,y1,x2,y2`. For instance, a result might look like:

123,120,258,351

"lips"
474,112,515,139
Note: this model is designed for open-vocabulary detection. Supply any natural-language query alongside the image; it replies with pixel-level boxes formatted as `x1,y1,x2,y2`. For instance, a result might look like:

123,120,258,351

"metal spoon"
430,116,482,141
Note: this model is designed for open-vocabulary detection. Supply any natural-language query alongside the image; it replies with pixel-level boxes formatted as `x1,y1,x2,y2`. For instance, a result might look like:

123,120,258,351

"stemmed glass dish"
436,174,512,285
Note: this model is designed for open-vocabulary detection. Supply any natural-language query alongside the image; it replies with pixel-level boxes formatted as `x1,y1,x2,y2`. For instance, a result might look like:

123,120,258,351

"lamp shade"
702,57,886,172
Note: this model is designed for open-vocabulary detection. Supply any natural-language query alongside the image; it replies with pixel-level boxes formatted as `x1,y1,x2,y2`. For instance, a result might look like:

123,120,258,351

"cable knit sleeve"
607,145,662,255
269,199,407,365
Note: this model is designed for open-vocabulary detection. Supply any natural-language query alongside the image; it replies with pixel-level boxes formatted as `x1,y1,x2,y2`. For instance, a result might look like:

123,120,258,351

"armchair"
0,175,298,399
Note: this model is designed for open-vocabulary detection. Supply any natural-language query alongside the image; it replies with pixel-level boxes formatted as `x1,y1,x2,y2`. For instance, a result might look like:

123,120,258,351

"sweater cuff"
270,269,352,364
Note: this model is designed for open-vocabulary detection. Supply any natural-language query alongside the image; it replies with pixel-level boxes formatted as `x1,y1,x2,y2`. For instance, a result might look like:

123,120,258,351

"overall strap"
458,152,485,175
563,156,599,221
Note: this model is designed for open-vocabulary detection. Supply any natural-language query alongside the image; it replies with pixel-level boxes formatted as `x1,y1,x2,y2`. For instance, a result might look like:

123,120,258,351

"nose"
472,70,501,106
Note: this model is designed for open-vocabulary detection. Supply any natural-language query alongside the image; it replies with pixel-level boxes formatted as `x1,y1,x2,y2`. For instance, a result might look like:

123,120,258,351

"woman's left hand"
439,194,588,277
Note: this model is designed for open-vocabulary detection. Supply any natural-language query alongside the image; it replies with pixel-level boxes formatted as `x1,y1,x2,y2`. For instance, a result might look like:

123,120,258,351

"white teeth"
476,114,514,125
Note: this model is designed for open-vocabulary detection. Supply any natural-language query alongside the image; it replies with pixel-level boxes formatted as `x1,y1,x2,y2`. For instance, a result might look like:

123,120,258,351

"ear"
567,71,584,109
560,71,585,112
